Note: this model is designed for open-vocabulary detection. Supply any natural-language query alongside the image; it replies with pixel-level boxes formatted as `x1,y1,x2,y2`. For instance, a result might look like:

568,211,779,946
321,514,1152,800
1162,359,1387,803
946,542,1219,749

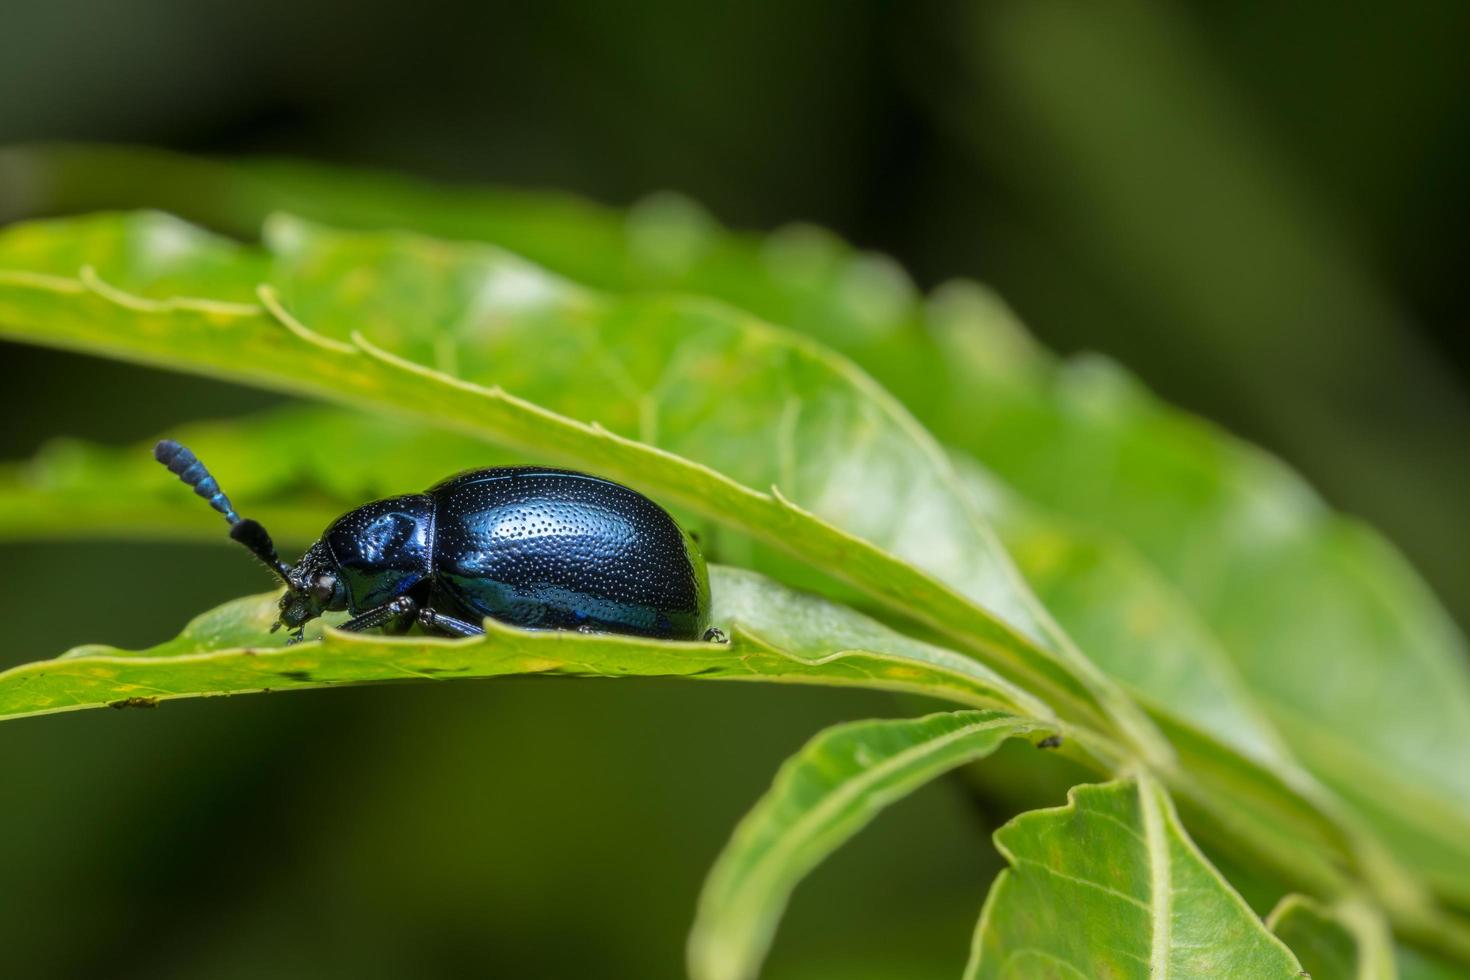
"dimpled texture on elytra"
427,467,705,638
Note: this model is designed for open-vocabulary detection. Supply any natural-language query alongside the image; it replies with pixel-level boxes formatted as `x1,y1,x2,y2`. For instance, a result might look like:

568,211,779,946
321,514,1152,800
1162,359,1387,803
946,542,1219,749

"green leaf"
688,709,1050,980
1268,894,1396,980
1396,944,1467,980
0,406,1373,908
10,147,1460,903
257,211,1049,650
0,205,1433,959
0,147,917,354
952,453,1291,771
953,454,1373,910
0,406,497,546
0,210,1161,761
0,404,1370,910
0,566,1058,725
966,774,1304,979
957,354,1470,905
8,152,1470,963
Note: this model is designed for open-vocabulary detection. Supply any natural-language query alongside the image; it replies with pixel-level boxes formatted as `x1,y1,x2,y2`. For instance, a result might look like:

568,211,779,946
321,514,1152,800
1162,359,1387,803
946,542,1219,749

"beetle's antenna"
153,439,293,583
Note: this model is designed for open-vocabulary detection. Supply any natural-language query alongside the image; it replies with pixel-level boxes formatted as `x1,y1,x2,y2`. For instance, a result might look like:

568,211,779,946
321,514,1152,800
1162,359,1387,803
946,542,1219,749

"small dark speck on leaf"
109,696,159,710
276,670,314,682
1036,735,1063,750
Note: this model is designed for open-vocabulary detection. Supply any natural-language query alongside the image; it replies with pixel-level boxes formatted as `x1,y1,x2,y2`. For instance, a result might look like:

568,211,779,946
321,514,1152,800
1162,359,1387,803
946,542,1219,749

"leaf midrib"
0,261,1143,751
1140,775,1172,977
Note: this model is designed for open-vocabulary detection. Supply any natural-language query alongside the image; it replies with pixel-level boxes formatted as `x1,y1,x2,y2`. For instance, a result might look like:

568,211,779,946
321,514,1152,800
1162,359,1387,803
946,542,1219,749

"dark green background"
2,2,1467,977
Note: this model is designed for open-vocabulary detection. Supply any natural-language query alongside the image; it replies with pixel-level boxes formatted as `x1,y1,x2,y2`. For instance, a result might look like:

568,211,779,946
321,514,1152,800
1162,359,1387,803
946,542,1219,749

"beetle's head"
276,540,348,635
153,439,341,641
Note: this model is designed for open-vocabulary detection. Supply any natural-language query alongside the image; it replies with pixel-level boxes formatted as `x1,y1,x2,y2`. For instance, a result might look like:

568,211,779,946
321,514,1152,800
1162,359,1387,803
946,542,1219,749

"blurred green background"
2,1,1467,977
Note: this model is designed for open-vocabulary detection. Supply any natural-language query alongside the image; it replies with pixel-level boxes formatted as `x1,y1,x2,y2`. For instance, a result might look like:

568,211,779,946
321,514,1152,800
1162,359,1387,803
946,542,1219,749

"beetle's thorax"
320,494,435,613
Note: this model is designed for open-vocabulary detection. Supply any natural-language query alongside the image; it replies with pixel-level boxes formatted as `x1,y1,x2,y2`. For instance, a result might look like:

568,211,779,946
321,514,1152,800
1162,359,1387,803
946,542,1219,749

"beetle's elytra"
154,441,720,644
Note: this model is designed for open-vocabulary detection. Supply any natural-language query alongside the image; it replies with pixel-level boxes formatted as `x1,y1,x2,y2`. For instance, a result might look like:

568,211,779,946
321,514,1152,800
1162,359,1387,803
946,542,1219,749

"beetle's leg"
417,607,486,638
337,596,418,634
703,627,729,644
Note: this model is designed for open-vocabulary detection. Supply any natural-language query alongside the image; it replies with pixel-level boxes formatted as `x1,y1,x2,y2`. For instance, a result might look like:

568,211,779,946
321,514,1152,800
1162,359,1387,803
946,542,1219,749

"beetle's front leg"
417,607,486,638
334,596,419,636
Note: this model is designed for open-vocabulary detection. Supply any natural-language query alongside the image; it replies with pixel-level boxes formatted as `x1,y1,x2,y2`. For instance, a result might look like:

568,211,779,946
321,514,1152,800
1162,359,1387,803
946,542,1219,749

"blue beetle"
154,441,720,644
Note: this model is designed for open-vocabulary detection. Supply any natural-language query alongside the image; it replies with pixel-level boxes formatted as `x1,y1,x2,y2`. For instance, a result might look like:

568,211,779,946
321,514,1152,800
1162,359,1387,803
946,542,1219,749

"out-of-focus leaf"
688,709,1050,980
0,407,499,546
958,353,1470,906
0,567,1058,726
0,211,1158,756
0,145,935,359
953,454,1289,771
1396,944,1467,980
955,455,1371,911
1268,893,1396,980
944,0,1470,623
965,774,1304,979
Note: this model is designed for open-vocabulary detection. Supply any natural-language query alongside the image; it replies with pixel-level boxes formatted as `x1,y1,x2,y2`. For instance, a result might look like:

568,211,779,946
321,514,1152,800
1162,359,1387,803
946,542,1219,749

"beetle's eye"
311,575,337,603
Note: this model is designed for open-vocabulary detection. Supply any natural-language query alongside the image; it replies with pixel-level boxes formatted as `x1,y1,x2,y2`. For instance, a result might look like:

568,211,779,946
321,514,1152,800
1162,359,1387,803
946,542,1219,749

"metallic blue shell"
315,467,710,640
428,468,709,640
320,495,435,612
